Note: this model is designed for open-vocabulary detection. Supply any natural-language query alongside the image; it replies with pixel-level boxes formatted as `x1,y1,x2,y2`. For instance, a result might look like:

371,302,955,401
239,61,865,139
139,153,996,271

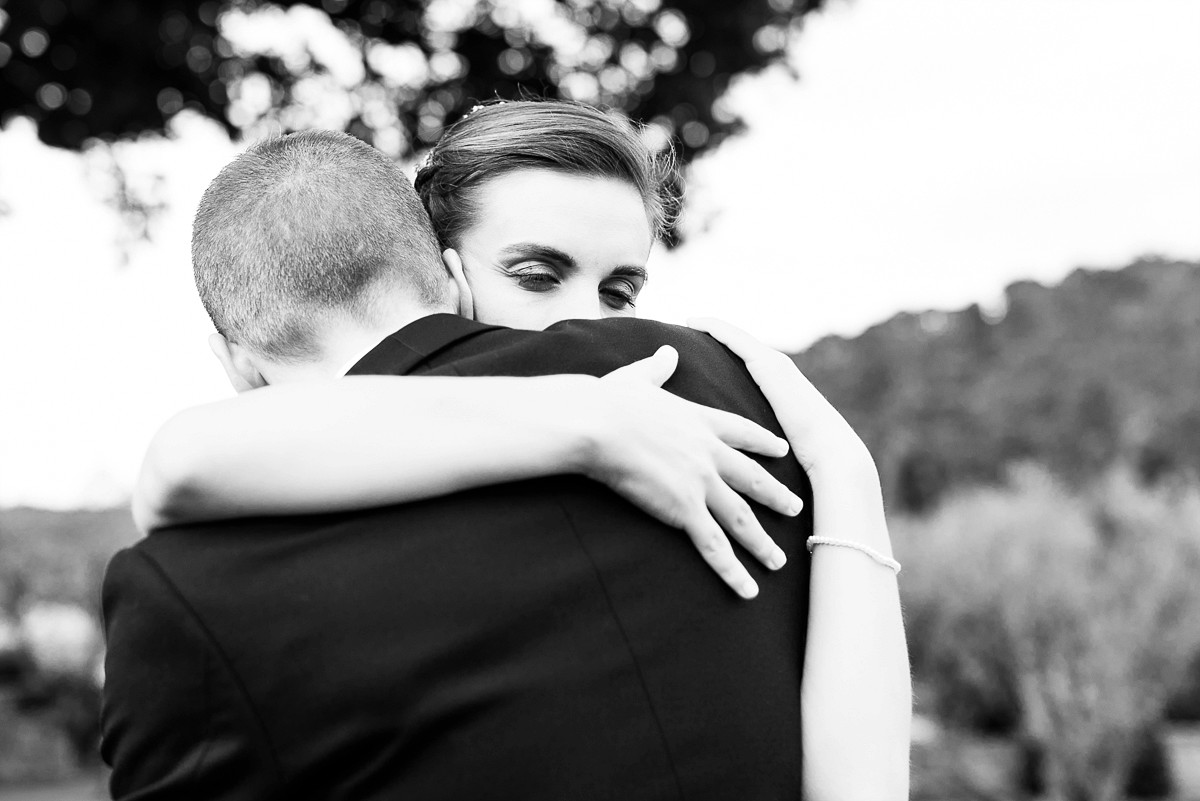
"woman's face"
451,169,654,330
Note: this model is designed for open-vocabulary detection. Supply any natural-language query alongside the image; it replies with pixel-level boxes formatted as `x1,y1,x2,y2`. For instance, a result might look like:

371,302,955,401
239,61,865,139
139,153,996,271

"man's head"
193,130,454,388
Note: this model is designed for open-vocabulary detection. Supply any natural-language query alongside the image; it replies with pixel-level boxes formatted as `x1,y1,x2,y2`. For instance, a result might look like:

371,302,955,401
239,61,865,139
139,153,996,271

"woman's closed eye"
601,278,639,310
500,257,645,312
508,264,560,292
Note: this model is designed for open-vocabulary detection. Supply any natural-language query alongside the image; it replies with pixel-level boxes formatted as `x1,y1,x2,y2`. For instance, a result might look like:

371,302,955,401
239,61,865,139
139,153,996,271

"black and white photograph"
1,0,1198,798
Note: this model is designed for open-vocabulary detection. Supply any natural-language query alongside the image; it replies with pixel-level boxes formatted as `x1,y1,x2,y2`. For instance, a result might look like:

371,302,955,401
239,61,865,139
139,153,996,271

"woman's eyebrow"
612,265,649,281
497,242,576,269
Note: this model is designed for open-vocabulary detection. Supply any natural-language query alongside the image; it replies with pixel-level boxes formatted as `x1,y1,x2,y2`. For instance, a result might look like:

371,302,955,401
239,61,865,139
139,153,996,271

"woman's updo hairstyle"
414,99,678,249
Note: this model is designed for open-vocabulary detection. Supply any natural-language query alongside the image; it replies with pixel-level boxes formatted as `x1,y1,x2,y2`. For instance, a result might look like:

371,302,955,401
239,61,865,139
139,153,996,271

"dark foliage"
1018,729,1174,800
1125,728,1174,799
0,507,137,776
0,0,822,161
14,672,102,765
907,607,1022,734
794,257,1200,512
1166,651,1200,722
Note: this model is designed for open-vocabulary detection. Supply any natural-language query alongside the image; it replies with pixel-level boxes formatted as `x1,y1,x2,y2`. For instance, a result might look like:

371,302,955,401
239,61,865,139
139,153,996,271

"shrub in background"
896,465,1200,801
1165,650,1200,721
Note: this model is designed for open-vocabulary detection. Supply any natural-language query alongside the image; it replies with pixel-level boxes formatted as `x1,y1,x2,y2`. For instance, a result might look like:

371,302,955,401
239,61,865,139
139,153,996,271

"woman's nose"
554,287,607,321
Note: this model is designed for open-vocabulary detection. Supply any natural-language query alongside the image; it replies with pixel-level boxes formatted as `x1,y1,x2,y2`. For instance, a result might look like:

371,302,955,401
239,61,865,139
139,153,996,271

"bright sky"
2,0,1198,510
640,0,1200,344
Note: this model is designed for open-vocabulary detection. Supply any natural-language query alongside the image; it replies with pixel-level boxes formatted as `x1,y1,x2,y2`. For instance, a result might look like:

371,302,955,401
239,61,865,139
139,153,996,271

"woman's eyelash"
510,266,560,291
603,280,638,308
505,263,640,307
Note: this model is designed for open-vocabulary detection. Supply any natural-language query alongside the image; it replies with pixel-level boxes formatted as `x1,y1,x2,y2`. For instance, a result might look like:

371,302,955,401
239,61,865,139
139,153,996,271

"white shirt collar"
337,341,382,377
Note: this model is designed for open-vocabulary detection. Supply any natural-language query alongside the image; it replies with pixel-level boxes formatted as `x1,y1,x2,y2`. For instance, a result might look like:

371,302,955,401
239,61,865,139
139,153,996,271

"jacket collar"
345,313,502,376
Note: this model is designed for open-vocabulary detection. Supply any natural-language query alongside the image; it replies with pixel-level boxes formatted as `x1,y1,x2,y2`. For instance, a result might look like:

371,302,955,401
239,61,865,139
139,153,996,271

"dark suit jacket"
101,314,813,801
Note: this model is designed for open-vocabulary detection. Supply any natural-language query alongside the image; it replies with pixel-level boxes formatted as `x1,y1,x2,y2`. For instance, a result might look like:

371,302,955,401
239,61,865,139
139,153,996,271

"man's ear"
442,248,474,320
208,333,268,393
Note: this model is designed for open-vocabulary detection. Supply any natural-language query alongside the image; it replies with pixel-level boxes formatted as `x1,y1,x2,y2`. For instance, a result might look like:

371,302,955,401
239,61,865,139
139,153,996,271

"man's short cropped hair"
193,130,446,362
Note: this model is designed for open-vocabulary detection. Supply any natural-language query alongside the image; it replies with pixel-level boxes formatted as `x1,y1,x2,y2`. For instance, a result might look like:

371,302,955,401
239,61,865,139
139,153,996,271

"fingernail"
768,548,787,570
773,437,790,456
740,578,760,599
787,496,804,516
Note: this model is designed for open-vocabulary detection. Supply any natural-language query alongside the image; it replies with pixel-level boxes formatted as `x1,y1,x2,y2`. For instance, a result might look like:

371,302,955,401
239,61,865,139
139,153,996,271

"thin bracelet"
806,536,901,574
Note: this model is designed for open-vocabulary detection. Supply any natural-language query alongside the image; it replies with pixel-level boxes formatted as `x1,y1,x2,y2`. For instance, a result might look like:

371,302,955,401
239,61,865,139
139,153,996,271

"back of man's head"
193,130,447,363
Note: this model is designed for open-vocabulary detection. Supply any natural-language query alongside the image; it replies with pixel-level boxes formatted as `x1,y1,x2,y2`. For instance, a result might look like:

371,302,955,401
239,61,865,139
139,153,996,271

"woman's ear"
442,248,474,320
208,333,268,393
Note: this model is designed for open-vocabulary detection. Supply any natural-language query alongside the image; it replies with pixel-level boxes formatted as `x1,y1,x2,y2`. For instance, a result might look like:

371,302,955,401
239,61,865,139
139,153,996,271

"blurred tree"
15,671,102,767
0,507,139,615
0,507,134,775
796,258,1200,509
1165,650,1200,721
896,466,1200,801
1123,728,1174,799
0,0,822,162
894,449,948,515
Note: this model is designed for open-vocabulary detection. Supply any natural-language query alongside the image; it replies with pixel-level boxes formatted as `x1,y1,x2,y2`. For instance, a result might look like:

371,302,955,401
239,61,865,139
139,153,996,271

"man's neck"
261,307,454,384
323,325,406,379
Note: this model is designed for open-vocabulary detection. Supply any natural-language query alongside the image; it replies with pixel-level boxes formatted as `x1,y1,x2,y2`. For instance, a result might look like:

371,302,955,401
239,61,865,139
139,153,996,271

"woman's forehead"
467,170,653,262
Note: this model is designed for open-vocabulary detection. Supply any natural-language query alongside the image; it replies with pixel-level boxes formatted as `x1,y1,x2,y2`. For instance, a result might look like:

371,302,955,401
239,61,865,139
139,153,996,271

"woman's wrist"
809,445,893,555
546,374,612,479
809,437,882,497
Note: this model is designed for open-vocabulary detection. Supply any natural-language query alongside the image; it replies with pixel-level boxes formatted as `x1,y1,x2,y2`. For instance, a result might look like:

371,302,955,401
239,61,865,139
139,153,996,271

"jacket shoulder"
101,546,283,799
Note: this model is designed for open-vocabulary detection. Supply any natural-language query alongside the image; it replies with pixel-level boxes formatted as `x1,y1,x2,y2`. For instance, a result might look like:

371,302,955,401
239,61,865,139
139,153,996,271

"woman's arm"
135,347,803,599
688,318,911,800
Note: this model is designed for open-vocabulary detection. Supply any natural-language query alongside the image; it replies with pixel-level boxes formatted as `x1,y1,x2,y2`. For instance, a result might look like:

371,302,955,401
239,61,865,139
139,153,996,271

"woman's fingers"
680,510,760,600
700,317,827,402
690,401,788,458
690,315,844,473
706,481,789,573
688,315,811,417
611,474,764,599
717,447,804,518
594,340,813,598
601,345,679,388
690,317,808,396
688,317,778,364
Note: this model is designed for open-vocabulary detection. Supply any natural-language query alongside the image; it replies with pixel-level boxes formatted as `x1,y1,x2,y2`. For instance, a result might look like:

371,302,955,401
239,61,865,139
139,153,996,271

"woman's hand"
587,346,803,599
687,317,889,551
687,318,876,483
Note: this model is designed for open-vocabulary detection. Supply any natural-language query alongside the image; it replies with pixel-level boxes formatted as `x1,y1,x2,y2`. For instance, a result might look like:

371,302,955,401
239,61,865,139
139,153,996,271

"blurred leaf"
0,0,823,166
